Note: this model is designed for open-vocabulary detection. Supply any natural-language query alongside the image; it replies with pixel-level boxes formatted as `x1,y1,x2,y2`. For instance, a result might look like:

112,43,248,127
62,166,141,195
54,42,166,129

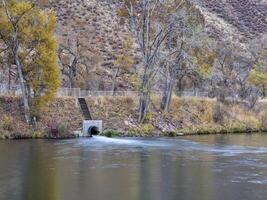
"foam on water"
189,144,267,156
70,136,267,156
92,136,142,145
86,136,171,148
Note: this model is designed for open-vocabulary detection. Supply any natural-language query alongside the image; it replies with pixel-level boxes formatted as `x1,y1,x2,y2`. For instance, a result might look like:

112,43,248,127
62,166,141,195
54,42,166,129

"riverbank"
0,96,83,140
99,96,267,137
0,95,266,139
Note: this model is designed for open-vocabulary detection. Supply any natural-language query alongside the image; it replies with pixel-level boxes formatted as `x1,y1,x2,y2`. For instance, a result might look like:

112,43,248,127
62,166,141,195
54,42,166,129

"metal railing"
0,84,139,97
57,88,139,97
0,84,265,100
0,84,22,95
56,88,210,98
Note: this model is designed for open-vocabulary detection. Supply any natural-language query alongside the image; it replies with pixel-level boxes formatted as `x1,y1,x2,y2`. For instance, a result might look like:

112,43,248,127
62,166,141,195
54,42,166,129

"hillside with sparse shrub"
41,0,267,89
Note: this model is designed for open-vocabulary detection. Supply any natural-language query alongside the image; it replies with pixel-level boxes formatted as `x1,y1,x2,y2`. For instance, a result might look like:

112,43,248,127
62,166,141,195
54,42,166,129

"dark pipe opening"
88,126,100,136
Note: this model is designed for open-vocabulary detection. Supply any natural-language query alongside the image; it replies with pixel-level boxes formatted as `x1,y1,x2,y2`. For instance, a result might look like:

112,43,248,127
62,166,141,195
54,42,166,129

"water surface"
0,134,267,200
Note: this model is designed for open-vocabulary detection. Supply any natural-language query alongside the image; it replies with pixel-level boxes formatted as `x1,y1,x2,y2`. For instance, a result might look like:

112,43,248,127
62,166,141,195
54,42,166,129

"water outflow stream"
83,135,267,156
0,134,267,200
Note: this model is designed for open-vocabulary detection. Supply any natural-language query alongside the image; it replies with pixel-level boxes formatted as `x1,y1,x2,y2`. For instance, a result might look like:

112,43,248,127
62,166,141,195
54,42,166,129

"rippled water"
0,134,267,200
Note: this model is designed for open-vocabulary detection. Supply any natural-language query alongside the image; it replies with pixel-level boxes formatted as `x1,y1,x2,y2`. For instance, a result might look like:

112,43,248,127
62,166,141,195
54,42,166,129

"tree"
158,2,207,111
121,0,183,122
0,52,18,91
112,39,134,95
249,69,267,97
208,40,263,108
58,25,100,89
210,41,245,102
248,34,267,98
0,0,60,123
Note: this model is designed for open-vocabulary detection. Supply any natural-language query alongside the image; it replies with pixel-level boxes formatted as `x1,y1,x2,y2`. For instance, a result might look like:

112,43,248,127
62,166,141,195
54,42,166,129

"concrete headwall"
83,120,103,136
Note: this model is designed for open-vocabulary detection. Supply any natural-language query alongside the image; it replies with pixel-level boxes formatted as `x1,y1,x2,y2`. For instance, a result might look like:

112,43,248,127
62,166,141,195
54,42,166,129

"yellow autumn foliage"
0,1,60,117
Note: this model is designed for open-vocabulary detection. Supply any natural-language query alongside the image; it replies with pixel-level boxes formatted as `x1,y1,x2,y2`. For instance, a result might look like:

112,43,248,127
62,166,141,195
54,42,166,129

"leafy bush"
102,129,122,137
127,124,155,136
32,131,46,139
1,115,14,131
144,112,155,122
48,122,71,138
168,131,176,137
0,135,5,140
57,123,69,136
141,124,155,135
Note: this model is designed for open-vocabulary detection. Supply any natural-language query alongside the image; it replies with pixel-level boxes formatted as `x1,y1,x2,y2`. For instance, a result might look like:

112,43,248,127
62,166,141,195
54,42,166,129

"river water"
0,134,267,200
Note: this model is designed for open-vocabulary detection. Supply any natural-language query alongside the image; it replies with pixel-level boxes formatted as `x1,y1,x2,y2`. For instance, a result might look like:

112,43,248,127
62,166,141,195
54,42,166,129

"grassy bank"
0,95,266,139
0,96,83,139
87,95,267,137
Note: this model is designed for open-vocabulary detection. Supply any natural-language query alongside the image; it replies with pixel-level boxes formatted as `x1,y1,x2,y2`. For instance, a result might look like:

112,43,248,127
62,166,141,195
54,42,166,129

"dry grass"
0,97,83,138
151,95,216,127
228,105,261,129
0,95,266,139
151,95,266,134
86,96,137,132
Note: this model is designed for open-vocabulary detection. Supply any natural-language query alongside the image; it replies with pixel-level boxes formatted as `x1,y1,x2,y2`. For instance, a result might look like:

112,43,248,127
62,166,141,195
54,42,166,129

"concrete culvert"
88,126,100,136
83,120,102,137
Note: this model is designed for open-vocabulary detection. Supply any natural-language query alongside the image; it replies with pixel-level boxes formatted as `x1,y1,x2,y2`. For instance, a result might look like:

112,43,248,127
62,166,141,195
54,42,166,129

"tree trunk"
161,76,169,110
177,77,183,97
69,57,78,88
112,67,119,96
3,1,30,123
138,73,150,123
69,77,74,88
166,79,175,111
14,47,30,123
161,77,175,111
138,91,150,123
262,85,266,98
8,65,11,92
69,69,74,88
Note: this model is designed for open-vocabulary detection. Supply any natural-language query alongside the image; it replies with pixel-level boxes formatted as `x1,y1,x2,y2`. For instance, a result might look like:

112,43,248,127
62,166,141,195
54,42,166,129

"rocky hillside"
45,0,267,88
47,0,138,90
196,0,267,41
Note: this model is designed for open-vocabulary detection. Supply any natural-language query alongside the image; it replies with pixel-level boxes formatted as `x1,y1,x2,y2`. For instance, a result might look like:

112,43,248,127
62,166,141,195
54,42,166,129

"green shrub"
140,124,155,135
1,115,14,131
102,129,122,137
0,134,5,140
127,128,139,136
168,131,176,137
144,112,155,123
57,123,69,136
225,123,247,133
127,124,155,136
32,131,46,139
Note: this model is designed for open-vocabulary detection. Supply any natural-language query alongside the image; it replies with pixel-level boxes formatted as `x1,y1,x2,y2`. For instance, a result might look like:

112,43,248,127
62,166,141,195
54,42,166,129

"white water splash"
72,136,267,156
92,136,143,145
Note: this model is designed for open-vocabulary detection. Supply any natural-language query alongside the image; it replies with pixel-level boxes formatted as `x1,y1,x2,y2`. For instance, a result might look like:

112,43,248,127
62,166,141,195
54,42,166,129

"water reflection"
0,134,266,200
25,142,60,200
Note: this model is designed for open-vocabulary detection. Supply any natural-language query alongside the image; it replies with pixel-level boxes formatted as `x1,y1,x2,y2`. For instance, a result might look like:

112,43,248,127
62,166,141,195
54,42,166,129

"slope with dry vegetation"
201,0,267,39
42,0,267,88
0,95,266,139
45,0,138,90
